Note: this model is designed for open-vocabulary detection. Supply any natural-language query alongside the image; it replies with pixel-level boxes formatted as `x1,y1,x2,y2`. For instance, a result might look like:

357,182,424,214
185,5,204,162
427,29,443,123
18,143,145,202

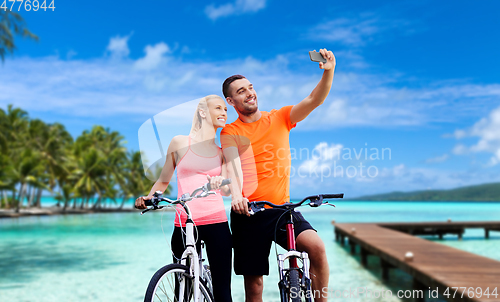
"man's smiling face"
227,78,258,116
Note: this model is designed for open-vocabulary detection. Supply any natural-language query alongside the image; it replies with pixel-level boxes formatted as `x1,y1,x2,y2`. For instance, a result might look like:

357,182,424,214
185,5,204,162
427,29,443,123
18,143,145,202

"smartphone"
309,50,326,63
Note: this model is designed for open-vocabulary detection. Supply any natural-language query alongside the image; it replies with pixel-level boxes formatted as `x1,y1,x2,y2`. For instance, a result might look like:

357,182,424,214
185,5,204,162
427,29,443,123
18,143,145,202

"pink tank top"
174,137,228,227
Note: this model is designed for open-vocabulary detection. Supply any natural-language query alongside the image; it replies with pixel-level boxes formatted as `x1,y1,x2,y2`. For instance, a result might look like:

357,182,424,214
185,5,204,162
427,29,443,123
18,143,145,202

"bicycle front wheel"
280,269,313,302
144,263,213,302
289,269,302,302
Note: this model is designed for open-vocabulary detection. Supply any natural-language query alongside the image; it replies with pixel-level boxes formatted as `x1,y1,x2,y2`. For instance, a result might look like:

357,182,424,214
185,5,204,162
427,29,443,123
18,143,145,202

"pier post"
380,259,392,280
361,248,368,266
348,239,356,254
485,229,490,239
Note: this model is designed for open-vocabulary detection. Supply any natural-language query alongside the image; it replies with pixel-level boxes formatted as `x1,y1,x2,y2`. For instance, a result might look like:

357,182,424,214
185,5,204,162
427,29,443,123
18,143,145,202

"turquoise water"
1,201,499,301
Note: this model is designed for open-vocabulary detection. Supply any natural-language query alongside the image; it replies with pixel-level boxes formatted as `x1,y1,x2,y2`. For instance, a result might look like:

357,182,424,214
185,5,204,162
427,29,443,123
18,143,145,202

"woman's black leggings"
171,221,233,302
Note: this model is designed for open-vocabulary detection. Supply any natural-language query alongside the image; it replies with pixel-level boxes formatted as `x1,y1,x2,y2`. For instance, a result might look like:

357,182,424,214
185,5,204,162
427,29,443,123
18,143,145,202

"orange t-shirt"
221,105,296,205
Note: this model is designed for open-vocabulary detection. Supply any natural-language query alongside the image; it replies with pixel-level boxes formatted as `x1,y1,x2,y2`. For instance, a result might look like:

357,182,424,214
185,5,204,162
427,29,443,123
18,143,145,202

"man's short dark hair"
222,75,246,98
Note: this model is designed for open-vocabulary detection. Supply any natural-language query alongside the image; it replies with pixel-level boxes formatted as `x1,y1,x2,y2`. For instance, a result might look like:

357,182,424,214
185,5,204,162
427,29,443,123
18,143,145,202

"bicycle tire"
144,263,214,302
289,269,302,302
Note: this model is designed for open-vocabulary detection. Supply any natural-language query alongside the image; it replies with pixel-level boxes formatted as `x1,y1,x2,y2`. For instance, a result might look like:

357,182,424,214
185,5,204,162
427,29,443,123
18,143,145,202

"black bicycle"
248,193,343,302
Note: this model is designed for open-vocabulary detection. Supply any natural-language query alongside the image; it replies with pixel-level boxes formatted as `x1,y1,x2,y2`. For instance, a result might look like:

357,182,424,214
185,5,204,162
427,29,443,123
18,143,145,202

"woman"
135,95,232,302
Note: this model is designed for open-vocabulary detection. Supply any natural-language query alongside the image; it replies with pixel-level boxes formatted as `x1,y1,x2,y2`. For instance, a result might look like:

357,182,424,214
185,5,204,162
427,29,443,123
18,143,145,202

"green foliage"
0,105,169,209
0,10,38,62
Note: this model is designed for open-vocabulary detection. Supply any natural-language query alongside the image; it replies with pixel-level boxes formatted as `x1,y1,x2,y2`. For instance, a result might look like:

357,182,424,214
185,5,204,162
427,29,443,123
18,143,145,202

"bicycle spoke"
163,278,175,302
157,281,168,301
154,291,164,302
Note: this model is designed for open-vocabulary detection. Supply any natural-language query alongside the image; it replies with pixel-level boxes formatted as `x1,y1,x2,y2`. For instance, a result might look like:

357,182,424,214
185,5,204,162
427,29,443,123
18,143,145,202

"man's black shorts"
230,208,316,276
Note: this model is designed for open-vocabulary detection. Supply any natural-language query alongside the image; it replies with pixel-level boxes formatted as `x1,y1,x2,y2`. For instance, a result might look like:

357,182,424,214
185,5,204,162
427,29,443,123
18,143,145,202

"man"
221,48,336,302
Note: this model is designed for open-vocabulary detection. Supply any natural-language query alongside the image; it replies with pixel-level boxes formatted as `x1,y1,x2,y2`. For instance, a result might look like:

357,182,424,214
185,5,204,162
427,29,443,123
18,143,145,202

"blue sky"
1,0,500,198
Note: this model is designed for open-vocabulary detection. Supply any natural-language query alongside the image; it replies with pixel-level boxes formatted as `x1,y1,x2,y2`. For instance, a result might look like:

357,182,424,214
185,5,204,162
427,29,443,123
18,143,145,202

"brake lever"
195,191,216,198
141,208,152,215
248,203,265,215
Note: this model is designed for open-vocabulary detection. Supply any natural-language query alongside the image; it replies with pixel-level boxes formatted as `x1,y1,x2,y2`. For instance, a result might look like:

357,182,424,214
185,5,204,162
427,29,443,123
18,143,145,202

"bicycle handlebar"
321,193,344,199
140,178,231,215
206,178,231,191
248,193,343,215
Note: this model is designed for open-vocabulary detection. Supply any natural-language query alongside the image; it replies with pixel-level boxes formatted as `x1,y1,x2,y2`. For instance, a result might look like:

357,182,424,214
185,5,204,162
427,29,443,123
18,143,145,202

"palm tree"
29,121,74,208
0,10,38,62
118,151,164,209
12,149,46,212
71,146,107,210
72,126,127,209
2,105,29,208
0,108,13,206
0,153,14,207
0,105,175,211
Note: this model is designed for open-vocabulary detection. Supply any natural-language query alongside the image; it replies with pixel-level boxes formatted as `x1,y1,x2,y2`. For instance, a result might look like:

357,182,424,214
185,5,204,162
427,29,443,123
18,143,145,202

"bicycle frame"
248,194,342,302
141,180,232,302
178,215,202,302
175,202,212,302
277,211,312,300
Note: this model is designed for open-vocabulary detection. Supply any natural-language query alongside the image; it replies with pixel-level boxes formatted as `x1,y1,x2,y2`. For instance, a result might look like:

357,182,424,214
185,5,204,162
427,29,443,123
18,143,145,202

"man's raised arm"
290,48,336,124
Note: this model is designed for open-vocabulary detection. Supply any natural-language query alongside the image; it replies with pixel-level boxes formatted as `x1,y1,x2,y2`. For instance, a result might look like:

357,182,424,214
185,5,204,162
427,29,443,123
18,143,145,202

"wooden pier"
334,222,500,302
378,221,500,240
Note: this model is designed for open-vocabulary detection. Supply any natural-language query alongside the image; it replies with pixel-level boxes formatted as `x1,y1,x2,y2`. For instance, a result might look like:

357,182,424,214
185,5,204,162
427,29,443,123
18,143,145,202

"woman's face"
206,97,227,128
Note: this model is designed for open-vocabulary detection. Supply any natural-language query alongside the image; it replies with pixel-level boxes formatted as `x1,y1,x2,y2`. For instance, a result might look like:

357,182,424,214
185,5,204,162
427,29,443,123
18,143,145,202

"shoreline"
0,206,174,219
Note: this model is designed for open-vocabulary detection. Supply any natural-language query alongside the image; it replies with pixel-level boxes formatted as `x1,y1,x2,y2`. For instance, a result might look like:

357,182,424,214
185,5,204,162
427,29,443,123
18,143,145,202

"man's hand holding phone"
310,48,336,71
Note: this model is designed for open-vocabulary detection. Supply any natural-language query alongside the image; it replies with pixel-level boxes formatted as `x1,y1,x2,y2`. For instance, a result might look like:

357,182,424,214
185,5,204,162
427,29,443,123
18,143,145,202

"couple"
136,48,336,302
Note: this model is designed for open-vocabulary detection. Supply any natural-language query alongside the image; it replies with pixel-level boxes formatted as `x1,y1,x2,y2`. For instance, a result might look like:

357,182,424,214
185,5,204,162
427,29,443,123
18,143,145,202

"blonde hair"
189,95,224,137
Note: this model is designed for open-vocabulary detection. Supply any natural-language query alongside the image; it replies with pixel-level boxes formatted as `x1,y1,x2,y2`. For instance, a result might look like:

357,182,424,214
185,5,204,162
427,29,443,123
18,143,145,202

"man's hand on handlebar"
231,195,250,216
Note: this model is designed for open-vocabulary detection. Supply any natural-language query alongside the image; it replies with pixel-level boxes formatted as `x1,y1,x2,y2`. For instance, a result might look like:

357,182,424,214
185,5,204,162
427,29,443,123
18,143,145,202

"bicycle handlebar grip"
144,199,154,206
207,178,231,191
322,193,344,199
221,178,231,186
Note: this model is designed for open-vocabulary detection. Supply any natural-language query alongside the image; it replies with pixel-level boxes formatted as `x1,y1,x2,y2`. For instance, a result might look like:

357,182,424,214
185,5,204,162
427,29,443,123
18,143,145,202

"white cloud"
298,142,344,174
453,129,467,139
425,154,449,164
309,18,379,47
452,144,467,155
205,0,266,21
453,106,500,165
307,14,413,47
106,35,131,58
2,37,500,135
134,42,170,70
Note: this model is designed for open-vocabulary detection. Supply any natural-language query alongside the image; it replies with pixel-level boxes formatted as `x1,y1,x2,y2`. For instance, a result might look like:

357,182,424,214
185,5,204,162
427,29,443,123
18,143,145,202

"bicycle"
248,193,343,302
139,178,231,302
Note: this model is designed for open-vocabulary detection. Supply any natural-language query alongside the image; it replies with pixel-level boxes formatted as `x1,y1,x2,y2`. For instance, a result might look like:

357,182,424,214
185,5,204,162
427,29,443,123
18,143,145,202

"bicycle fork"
277,212,312,297
178,221,201,302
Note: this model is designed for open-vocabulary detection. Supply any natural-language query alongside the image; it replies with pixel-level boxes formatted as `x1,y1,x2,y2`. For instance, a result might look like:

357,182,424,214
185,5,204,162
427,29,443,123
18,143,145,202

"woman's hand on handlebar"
135,195,152,209
206,175,225,190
